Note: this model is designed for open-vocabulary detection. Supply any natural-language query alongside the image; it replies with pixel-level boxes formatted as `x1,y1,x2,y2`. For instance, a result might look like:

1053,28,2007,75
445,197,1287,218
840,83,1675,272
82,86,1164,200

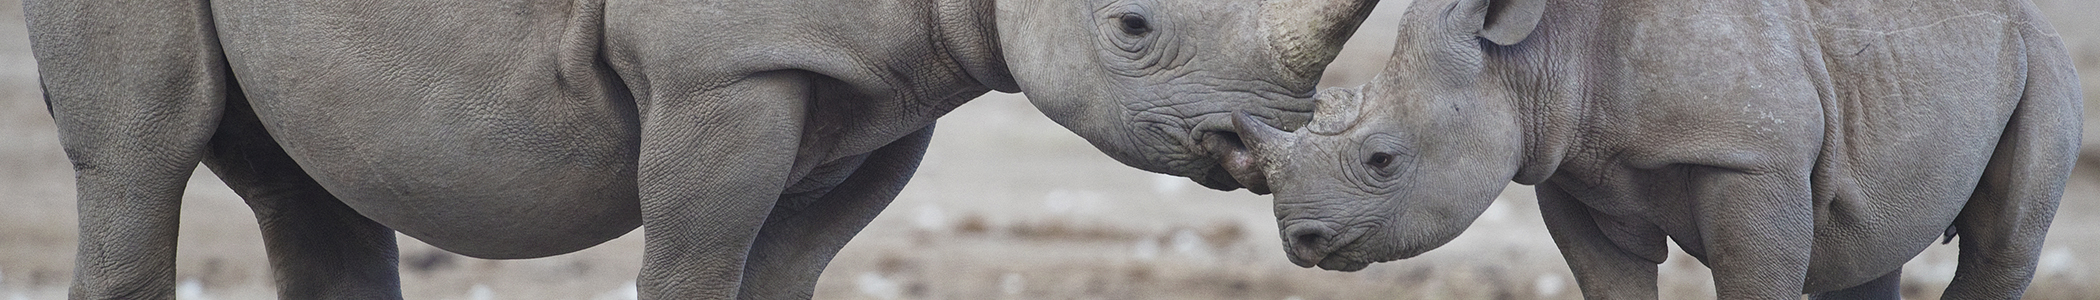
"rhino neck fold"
933,0,1018,93
1498,0,1599,186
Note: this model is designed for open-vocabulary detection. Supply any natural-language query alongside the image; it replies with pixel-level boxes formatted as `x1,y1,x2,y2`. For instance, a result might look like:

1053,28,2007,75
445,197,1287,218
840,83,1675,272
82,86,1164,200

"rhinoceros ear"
1456,0,1546,46
1306,87,1362,135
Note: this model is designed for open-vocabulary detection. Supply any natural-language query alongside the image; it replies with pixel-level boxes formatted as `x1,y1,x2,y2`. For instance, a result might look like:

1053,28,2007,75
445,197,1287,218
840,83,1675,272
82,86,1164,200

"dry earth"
4,0,2100,299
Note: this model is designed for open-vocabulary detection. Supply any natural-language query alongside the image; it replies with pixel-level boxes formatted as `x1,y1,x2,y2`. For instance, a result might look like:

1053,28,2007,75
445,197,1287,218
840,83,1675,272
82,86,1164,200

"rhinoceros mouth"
1295,236,1378,271
1290,220,1432,272
1193,164,1247,191
1315,241,1420,271
1315,255,1373,271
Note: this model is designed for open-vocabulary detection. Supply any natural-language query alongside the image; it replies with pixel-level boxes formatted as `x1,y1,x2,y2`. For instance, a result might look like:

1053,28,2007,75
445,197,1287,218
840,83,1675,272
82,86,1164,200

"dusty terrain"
4,0,2099,299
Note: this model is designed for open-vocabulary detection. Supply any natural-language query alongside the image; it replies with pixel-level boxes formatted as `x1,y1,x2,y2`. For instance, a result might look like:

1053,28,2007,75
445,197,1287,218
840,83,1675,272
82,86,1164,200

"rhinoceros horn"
1262,0,1381,81
1225,111,1298,194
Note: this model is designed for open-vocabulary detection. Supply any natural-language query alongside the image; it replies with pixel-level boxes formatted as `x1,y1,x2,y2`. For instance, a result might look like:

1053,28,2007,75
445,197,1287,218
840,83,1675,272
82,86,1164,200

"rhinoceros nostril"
1281,222,1339,267
1293,231,1326,248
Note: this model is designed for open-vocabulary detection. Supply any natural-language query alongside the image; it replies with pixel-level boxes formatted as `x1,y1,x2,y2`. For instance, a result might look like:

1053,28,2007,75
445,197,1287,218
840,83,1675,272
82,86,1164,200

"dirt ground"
4,0,2099,299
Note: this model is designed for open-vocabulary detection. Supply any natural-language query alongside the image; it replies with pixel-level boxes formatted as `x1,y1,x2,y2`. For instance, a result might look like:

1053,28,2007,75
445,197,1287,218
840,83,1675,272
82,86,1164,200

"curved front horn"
1224,111,1297,194
1262,0,1382,80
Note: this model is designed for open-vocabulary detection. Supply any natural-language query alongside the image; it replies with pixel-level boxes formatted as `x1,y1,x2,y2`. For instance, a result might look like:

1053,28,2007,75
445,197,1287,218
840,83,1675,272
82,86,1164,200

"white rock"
1170,229,1207,257
912,204,948,232
465,284,493,300
1534,274,1565,297
1151,173,1187,195
1479,197,1511,223
1000,273,1025,295
176,278,207,300
1133,238,1161,261
855,272,902,300
1918,258,1958,284
2040,247,2077,276
591,281,638,300
1043,189,1105,215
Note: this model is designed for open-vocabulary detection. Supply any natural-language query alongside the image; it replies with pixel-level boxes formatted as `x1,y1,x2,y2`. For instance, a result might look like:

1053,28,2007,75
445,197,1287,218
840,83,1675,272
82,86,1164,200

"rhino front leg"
1691,170,1815,300
1537,182,1661,300
200,95,402,299
739,124,934,299
634,71,812,299
25,0,233,298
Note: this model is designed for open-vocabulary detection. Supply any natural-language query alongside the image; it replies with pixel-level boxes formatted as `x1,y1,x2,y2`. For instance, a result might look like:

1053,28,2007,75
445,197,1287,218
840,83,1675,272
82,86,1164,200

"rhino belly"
239,81,644,259
214,0,646,259
324,164,643,260
238,80,645,259
259,103,644,259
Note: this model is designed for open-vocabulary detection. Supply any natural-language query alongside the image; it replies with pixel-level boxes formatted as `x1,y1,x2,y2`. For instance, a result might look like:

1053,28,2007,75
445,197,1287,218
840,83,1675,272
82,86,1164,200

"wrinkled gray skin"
24,0,1378,298
1226,0,2083,298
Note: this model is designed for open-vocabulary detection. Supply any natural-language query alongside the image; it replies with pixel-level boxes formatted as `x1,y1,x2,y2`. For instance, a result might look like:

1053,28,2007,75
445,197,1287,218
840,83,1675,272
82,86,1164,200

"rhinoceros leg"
633,71,812,299
1806,267,1899,300
1940,53,2079,298
1690,170,1815,300
1537,182,1661,300
739,125,933,299
199,94,402,300
25,0,232,298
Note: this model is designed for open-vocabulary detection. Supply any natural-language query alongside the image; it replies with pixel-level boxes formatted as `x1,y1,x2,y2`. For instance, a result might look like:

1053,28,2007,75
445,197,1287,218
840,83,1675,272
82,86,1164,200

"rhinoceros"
24,0,1380,298
1219,0,2083,298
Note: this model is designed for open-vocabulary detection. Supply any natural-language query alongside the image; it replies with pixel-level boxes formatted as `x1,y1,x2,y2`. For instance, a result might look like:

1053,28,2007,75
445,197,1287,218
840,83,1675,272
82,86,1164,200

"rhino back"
213,0,644,257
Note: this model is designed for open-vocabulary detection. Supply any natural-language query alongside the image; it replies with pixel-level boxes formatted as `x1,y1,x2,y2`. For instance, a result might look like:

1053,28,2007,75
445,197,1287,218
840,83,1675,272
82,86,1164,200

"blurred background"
4,0,2098,299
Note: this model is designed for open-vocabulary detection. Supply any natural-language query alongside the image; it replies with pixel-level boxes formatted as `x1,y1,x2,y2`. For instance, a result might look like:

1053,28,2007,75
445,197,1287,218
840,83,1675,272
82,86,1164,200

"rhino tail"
1941,225,1957,245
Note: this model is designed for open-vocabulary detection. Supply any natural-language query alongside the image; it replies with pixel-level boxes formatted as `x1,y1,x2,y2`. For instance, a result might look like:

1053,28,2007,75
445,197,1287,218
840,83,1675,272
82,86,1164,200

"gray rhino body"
1226,0,2082,298
25,0,1376,298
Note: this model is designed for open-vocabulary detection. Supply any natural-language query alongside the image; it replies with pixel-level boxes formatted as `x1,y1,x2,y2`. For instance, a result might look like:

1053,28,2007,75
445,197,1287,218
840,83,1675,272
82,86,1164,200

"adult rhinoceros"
24,0,1377,298
1222,0,2082,298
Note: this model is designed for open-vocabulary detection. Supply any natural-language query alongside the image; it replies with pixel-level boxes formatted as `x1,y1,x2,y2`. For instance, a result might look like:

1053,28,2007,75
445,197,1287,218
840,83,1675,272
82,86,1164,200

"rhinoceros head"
994,0,1377,191
1227,0,1543,271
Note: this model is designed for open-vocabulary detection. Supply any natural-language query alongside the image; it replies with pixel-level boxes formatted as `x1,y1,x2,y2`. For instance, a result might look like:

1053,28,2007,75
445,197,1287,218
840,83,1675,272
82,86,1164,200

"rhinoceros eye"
1364,151,1407,178
1354,134,1412,185
1118,13,1150,35
1366,152,1393,168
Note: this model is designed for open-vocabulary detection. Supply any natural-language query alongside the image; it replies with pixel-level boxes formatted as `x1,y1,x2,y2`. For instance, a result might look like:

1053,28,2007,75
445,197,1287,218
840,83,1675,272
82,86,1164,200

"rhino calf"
1221,0,2083,298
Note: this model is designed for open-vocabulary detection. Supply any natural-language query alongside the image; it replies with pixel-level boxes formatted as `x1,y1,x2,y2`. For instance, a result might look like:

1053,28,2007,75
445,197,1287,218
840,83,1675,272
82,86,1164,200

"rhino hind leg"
738,125,934,299
1939,57,2080,299
201,92,404,300
1807,267,1901,300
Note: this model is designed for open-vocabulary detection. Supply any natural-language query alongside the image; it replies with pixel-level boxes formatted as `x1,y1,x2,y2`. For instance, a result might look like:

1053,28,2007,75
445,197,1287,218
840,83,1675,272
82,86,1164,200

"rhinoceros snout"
1280,221,1344,268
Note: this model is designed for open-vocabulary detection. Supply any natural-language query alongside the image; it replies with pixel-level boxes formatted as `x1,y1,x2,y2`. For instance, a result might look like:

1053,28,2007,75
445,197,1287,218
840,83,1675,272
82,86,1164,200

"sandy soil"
3,0,2099,299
